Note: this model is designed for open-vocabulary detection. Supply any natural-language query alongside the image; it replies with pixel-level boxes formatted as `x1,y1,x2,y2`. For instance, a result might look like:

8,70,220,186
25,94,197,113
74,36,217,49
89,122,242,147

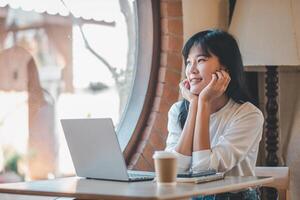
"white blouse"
165,99,264,176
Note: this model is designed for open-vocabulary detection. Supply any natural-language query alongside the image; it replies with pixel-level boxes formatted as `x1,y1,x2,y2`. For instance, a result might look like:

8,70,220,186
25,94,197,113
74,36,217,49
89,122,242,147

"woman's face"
185,45,222,95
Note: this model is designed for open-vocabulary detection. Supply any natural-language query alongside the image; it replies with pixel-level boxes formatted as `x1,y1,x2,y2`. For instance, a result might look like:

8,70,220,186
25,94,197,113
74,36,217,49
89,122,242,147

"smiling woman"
165,29,263,200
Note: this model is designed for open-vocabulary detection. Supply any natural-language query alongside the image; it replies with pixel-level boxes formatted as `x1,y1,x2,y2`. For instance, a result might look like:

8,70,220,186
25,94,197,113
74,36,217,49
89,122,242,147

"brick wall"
128,0,183,171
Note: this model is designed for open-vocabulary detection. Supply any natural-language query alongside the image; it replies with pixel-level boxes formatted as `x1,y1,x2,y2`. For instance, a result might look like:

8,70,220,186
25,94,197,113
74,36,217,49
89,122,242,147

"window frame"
116,0,160,162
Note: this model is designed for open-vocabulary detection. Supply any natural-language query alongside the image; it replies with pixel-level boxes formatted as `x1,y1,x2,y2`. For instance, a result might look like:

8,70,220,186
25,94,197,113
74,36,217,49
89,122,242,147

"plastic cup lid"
152,151,177,159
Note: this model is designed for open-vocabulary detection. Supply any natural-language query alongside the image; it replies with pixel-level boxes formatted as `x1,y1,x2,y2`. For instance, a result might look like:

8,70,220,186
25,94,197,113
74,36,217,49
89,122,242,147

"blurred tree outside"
77,0,136,116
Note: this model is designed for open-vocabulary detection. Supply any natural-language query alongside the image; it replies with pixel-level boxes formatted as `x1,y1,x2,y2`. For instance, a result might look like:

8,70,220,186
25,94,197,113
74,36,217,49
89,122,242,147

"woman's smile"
189,77,202,84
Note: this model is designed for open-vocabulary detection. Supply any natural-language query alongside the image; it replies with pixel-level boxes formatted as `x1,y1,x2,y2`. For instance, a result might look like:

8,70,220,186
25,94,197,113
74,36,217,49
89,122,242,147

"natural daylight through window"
0,0,137,181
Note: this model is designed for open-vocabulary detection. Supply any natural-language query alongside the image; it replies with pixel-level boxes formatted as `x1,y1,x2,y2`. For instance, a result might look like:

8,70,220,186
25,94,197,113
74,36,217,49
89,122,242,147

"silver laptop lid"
61,118,129,181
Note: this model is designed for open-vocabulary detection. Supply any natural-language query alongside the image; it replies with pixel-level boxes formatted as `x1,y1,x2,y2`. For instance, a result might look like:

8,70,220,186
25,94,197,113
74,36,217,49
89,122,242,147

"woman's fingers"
216,71,224,81
200,70,230,101
222,70,231,90
179,79,190,100
179,79,191,91
179,79,198,102
216,70,231,89
211,73,218,84
221,70,231,83
207,70,231,94
183,79,190,89
212,71,224,90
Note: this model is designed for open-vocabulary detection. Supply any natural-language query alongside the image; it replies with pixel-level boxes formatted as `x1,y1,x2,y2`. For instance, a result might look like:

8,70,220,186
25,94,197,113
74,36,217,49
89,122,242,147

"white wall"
182,0,229,42
279,70,300,200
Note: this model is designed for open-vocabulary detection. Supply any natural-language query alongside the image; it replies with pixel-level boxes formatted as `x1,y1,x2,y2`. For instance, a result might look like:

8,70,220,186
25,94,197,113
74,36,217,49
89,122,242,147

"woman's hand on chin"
199,70,231,103
179,79,198,102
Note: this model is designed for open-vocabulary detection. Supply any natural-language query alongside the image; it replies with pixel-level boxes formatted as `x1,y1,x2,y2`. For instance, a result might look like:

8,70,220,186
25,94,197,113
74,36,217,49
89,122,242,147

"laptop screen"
61,118,129,181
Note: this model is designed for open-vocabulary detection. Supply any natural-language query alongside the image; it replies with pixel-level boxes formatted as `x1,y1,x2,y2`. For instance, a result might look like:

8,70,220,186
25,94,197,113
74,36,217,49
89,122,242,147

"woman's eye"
197,58,206,63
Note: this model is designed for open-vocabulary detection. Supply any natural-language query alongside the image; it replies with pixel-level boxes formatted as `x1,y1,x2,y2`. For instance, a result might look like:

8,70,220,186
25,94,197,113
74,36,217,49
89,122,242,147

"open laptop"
60,118,155,182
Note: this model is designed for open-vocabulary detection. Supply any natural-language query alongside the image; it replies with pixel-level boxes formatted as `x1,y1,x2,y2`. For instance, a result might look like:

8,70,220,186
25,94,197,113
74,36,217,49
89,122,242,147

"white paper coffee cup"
153,151,177,185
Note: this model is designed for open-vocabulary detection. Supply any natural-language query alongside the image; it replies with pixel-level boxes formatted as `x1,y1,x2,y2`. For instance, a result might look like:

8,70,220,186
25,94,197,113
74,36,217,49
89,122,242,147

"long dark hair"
178,29,251,128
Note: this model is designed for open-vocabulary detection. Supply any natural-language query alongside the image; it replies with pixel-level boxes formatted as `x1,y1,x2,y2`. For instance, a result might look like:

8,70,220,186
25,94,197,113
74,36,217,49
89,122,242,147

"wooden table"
0,176,273,200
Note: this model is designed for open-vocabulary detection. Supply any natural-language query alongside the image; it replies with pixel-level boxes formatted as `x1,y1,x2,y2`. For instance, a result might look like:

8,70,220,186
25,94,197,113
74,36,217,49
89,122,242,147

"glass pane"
0,0,137,181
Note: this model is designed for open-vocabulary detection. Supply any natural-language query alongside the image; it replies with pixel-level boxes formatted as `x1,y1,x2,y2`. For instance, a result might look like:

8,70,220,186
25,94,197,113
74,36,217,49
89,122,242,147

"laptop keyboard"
128,172,155,181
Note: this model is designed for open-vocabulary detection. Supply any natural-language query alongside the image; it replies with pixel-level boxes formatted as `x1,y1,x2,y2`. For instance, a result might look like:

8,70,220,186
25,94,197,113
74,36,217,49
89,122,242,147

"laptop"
60,118,155,182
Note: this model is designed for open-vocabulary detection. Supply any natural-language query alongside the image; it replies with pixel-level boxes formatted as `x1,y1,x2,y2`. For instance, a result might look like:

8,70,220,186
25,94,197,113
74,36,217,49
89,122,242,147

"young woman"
165,30,263,199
